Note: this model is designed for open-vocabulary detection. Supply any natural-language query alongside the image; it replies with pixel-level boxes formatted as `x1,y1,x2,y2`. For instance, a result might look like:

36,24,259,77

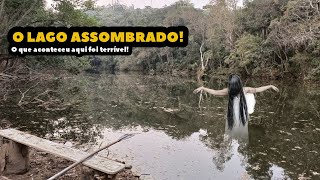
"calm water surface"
0,74,319,180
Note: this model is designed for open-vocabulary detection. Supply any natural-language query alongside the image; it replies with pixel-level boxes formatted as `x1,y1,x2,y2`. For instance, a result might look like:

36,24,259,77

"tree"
50,0,97,26
267,0,320,73
0,0,46,53
83,0,96,10
226,34,263,75
239,0,288,38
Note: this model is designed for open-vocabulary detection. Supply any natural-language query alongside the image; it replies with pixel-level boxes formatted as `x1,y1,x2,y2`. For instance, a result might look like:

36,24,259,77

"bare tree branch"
292,12,306,22
0,73,16,79
18,81,40,106
0,0,5,17
32,89,54,102
200,41,205,70
205,57,209,68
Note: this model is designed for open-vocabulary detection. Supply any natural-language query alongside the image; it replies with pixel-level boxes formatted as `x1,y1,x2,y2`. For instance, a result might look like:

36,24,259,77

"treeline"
0,0,97,73
89,0,319,80
1,0,319,80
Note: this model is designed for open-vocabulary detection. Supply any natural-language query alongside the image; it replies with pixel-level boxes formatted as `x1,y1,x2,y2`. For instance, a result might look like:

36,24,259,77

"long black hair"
227,74,248,130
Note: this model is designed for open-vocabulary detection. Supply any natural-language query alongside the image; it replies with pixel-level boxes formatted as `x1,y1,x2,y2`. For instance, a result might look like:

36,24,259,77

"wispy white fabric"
224,92,256,143
245,93,256,114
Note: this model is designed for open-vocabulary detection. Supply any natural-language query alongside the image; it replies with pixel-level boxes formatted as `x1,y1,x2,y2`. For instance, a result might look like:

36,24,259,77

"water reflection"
0,74,319,179
94,127,252,180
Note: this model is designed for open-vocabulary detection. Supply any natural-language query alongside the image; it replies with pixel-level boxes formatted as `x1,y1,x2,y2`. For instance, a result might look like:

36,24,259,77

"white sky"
97,0,211,9
46,0,243,9
46,0,213,9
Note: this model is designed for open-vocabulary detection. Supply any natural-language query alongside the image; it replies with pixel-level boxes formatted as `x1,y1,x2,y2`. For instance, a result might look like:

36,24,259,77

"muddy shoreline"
2,148,138,180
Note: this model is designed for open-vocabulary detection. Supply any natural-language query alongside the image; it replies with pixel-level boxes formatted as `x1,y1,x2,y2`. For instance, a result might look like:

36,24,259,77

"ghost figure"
245,93,256,114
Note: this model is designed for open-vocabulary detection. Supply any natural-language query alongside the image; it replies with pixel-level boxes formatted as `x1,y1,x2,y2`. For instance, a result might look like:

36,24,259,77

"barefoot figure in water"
193,74,279,141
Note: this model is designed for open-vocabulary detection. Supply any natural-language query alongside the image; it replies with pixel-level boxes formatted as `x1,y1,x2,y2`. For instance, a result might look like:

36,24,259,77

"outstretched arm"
193,87,228,96
244,85,279,93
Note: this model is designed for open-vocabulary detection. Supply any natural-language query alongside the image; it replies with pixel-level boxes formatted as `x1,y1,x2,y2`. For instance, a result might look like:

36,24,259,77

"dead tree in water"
197,42,209,82
197,42,210,108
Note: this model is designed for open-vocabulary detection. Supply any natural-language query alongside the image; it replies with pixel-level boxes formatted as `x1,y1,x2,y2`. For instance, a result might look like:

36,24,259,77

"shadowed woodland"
0,0,320,81
0,0,320,180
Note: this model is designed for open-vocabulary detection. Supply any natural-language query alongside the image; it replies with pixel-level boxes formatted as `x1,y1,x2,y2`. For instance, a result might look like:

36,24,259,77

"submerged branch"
0,73,17,81
198,90,203,108
309,102,320,119
18,81,40,106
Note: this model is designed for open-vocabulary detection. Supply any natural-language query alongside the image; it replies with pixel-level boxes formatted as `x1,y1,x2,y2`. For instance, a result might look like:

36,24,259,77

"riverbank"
0,116,139,180
0,121,138,180
2,147,138,180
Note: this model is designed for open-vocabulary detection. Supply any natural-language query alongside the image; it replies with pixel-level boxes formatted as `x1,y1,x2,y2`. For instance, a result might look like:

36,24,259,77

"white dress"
225,93,256,143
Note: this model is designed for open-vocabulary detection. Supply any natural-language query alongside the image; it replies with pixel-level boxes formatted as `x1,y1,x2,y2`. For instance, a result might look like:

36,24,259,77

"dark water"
1,74,319,180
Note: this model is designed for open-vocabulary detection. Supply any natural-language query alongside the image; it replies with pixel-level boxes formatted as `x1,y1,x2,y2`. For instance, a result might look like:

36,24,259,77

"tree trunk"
0,138,29,175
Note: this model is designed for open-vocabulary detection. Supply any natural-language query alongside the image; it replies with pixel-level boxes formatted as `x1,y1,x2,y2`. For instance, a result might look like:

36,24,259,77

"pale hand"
193,86,204,94
270,85,279,92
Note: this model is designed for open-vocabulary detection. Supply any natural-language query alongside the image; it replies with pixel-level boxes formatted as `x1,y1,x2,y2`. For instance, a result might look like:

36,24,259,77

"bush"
225,34,263,75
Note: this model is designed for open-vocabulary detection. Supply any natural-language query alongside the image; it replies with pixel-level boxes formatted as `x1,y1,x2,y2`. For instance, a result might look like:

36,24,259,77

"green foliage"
290,53,320,80
1,0,320,80
51,0,97,26
26,56,90,71
226,34,262,74
83,0,320,80
83,0,96,10
239,0,288,35
0,0,97,70
0,0,47,53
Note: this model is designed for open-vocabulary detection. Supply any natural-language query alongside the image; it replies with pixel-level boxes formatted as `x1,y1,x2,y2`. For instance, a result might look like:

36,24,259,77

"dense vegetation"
0,0,319,80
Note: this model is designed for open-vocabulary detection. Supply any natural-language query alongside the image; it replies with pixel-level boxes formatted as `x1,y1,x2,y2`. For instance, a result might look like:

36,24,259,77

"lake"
0,73,319,180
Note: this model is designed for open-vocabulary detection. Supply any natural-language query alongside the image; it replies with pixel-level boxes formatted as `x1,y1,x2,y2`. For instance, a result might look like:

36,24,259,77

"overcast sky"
97,0,211,9
46,0,243,9
46,0,213,9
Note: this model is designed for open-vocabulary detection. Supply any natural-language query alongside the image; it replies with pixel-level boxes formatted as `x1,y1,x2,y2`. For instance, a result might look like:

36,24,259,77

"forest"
0,1,320,179
0,0,320,80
